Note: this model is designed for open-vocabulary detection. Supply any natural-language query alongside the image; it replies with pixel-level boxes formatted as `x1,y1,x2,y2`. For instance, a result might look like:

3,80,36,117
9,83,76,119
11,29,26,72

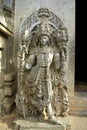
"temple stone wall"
14,0,75,95
0,0,15,115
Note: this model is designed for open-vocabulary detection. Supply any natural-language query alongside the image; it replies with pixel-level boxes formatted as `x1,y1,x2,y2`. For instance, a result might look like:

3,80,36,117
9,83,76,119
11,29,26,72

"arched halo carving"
20,8,68,51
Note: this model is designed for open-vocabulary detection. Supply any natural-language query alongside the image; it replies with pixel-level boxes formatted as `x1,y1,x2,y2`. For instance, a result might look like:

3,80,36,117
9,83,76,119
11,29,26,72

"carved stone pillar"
2,73,16,114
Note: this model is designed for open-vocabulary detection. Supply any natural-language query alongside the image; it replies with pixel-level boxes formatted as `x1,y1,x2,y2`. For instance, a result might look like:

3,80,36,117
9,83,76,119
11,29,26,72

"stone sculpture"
16,8,69,126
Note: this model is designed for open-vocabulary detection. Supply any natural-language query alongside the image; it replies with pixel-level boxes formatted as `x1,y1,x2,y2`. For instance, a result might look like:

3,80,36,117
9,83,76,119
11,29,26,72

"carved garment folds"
16,8,69,124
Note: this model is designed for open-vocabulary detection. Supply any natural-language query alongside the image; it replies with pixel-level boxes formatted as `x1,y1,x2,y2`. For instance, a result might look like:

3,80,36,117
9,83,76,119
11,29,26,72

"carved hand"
25,63,32,70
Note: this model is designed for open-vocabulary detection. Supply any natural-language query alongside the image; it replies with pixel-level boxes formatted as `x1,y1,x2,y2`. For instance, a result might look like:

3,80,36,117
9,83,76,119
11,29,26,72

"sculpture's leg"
47,103,54,117
47,103,63,125
45,80,63,125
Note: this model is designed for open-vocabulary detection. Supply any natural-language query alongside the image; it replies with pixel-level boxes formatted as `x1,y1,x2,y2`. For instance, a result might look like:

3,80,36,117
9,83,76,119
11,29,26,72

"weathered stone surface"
14,116,71,130
16,7,69,122
3,72,16,114
4,85,15,96
0,88,3,116
0,74,4,88
69,95,87,116
14,120,66,130
4,73,16,82
3,96,15,114
4,81,15,86
0,88,3,103
0,14,13,32
20,125,65,130
14,0,75,95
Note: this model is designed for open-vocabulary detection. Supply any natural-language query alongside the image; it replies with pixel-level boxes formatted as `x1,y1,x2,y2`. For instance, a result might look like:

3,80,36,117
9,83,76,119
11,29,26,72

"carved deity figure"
25,33,63,124
16,8,69,125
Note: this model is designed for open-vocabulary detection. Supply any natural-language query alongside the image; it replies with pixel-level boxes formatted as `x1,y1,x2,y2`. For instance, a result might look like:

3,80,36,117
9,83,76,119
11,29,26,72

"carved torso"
37,47,53,67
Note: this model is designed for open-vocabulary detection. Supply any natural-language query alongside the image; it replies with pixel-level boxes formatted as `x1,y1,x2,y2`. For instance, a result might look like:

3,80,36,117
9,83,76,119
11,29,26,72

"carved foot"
63,112,68,117
48,116,63,125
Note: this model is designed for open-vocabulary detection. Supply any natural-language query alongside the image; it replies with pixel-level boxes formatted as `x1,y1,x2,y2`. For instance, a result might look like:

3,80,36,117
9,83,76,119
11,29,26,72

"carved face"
40,35,49,46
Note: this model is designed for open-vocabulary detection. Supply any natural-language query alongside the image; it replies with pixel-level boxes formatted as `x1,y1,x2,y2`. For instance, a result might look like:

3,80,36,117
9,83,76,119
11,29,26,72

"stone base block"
14,117,71,130
14,120,65,130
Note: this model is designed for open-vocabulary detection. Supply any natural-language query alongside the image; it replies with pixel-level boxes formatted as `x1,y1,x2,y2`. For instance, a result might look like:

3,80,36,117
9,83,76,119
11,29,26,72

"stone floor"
71,115,87,130
0,112,87,130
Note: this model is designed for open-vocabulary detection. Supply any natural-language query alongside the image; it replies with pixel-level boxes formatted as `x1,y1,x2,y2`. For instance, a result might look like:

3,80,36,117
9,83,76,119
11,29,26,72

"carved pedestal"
14,116,71,130
15,122,65,130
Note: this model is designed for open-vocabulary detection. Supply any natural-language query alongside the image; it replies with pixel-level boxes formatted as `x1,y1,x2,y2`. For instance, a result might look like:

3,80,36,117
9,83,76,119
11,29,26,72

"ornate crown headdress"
37,8,52,37
38,8,50,17
37,21,52,37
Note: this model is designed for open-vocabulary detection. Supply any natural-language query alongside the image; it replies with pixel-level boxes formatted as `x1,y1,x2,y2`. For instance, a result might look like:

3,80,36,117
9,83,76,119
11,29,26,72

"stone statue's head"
39,34,50,46
37,21,51,36
36,20,52,46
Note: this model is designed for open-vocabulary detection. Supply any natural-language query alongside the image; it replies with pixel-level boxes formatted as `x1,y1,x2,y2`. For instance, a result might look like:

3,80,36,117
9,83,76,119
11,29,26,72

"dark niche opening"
75,39,87,92
75,1,87,92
